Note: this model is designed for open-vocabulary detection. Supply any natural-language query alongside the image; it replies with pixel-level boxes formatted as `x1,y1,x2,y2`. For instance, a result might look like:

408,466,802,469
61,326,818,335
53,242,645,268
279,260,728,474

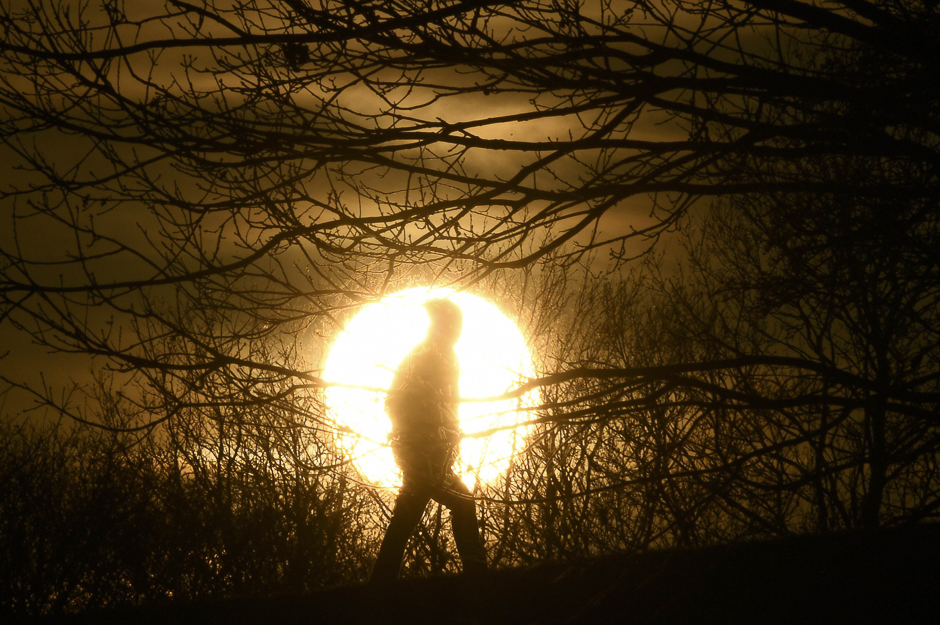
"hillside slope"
46,523,939,624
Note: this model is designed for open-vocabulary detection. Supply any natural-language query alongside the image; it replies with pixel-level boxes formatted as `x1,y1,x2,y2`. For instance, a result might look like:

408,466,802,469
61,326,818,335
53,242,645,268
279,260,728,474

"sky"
0,0,695,422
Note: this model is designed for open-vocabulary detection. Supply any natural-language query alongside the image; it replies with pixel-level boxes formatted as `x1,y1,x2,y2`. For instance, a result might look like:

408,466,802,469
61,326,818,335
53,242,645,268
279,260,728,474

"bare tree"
2,0,937,421
674,153,940,529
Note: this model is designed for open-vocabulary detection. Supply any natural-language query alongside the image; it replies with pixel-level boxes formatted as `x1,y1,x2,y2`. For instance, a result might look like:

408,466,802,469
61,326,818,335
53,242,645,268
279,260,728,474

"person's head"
424,298,463,347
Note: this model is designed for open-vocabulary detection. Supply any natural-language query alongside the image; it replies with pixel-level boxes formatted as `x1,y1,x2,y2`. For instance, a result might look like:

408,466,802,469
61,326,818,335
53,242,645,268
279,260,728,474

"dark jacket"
385,340,461,455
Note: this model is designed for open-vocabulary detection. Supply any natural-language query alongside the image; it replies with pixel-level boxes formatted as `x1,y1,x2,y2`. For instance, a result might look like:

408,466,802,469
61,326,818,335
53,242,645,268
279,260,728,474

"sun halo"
323,288,535,489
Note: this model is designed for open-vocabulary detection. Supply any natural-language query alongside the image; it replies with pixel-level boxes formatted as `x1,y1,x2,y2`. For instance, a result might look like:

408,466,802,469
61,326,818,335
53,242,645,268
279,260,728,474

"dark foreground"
42,523,939,624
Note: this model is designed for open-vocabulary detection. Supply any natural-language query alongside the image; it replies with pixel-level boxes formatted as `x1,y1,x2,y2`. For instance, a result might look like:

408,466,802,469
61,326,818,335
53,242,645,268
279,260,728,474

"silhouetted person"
370,298,488,583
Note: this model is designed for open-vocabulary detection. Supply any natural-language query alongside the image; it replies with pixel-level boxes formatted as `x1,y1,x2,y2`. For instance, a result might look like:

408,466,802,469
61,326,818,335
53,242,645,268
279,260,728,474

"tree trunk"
860,393,888,529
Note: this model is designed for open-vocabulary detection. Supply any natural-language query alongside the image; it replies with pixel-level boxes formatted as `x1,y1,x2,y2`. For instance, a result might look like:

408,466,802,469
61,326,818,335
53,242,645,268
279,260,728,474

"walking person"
370,298,488,583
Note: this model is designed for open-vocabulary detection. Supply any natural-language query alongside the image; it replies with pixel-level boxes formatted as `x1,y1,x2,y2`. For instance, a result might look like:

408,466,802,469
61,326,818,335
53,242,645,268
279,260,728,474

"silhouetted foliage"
0,412,378,615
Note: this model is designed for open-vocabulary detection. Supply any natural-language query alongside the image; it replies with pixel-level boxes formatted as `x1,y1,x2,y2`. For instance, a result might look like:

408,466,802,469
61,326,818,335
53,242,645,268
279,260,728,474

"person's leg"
434,474,487,575
370,483,430,584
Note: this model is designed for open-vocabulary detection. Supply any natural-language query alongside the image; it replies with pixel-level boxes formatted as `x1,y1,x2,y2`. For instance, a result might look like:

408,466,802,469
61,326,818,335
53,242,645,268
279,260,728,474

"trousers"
370,466,488,583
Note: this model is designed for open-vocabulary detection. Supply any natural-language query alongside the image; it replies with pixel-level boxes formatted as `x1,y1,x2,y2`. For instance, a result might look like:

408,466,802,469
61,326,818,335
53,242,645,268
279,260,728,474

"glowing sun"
324,287,534,488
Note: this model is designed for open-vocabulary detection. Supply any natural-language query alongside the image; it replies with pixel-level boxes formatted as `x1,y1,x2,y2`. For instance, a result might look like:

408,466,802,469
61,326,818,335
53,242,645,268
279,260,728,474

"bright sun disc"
324,288,534,488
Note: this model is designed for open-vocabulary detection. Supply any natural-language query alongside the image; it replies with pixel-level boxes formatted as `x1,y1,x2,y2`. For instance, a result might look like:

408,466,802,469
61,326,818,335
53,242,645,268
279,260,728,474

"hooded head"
424,298,463,347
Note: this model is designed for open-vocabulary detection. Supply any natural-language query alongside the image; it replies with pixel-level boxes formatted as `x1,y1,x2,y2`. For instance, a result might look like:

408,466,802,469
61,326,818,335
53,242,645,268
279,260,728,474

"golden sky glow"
324,287,534,489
